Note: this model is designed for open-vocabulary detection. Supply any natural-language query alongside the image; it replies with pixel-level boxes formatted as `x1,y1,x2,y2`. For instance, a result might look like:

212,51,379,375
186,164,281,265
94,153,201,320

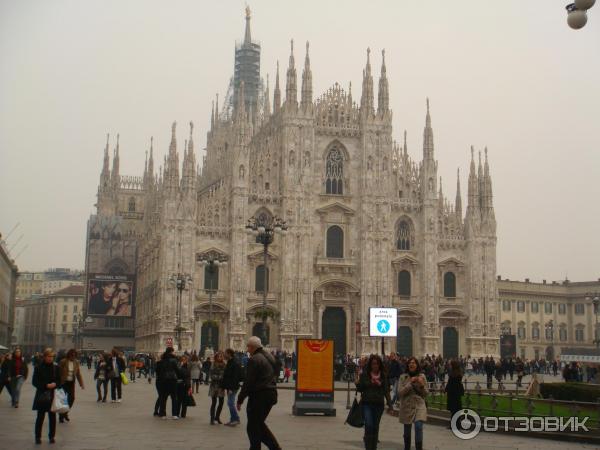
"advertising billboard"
87,273,135,317
369,307,398,337
293,339,336,416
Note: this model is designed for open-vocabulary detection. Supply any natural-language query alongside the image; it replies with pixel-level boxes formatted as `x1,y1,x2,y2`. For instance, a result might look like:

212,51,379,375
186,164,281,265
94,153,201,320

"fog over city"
1,0,599,281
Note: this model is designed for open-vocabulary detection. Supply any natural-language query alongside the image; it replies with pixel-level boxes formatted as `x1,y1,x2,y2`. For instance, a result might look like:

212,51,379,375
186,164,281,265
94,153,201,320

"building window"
255,265,269,293
545,327,553,340
531,302,539,313
396,221,411,250
544,303,552,314
62,324,67,333
326,226,344,258
398,271,411,297
443,272,456,298
73,304,77,313
575,304,585,315
502,300,511,312
517,325,526,340
517,301,525,312
63,305,68,312
534,348,540,360
575,327,585,342
559,304,566,315
204,266,219,291
325,147,344,195
128,197,136,212
532,324,540,339
559,327,567,341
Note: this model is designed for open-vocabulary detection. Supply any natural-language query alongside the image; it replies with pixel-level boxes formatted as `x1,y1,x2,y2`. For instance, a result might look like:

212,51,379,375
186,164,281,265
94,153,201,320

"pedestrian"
222,348,242,426
356,354,393,450
236,336,281,450
190,354,201,394
158,347,180,419
32,348,60,445
444,360,464,426
176,355,192,419
129,357,137,383
106,348,126,403
202,357,212,385
58,349,84,422
153,353,164,416
94,353,109,402
208,351,226,425
7,347,29,408
397,357,428,450
1,353,14,401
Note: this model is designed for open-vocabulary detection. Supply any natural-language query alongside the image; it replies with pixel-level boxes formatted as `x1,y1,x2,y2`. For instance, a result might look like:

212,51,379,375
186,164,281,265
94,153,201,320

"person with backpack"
222,348,242,426
158,347,180,419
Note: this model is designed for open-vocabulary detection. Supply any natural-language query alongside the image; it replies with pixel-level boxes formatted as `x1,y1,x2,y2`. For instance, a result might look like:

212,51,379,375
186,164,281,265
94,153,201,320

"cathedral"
86,9,499,357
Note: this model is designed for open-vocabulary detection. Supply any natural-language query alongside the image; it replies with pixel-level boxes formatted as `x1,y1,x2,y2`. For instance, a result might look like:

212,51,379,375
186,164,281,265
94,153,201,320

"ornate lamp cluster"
168,271,193,350
566,0,596,29
197,251,228,351
245,214,288,345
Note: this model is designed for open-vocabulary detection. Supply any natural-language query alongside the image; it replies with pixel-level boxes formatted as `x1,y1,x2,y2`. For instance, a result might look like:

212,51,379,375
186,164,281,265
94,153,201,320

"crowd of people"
1,343,596,449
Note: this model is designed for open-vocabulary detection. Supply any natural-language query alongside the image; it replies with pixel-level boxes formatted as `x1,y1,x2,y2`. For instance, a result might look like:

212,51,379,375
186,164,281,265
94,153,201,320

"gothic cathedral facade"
88,10,499,357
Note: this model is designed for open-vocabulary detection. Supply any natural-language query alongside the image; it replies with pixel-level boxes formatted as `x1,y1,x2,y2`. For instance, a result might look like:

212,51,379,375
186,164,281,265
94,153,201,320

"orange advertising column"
292,339,336,416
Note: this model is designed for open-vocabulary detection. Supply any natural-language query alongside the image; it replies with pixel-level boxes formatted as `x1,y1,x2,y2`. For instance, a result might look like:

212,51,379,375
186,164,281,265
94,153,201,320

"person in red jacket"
7,347,29,408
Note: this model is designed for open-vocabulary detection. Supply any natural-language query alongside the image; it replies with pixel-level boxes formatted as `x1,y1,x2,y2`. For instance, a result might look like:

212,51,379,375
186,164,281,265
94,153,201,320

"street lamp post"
566,1,596,29
197,251,228,352
245,214,288,345
545,319,554,360
169,272,192,351
73,313,93,351
586,292,600,347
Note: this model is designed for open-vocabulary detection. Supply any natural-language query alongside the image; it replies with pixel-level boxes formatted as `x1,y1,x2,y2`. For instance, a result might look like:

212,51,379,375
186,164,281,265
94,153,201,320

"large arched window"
128,197,136,212
398,270,411,297
325,147,344,195
255,265,269,293
443,272,456,298
326,226,344,258
204,265,219,291
397,221,411,250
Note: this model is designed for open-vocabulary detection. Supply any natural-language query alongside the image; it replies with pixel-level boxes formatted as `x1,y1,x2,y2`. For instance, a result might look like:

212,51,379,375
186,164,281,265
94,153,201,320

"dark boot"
415,441,422,450
403,436,411,450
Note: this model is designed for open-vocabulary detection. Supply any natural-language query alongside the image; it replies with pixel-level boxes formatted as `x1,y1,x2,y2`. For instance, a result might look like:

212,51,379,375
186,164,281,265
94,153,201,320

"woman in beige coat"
397,357,427,450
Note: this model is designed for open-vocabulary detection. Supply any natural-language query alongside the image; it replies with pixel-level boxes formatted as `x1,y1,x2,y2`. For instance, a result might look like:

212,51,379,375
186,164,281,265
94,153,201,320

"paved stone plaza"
0,369,594,450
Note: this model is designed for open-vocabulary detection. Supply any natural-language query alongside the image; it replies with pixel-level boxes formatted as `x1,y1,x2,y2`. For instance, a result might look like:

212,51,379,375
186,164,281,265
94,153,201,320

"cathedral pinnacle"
455,168,462,220
244,5,252,45
273,61,281,113
264,74,271,117
422,99,434,161
360,48,374,116
301,40,312,109
377,48,389,115
285,39,297,107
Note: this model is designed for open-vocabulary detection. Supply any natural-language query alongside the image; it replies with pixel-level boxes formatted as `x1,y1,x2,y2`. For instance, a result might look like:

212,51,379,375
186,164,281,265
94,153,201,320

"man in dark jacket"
158,347,180,418
106,348,126,402
222,348,242,426
237,337,281,450
153,355,164,416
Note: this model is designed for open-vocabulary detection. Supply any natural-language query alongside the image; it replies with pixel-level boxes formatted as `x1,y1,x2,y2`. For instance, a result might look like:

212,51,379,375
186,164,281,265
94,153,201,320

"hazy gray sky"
1,0,599,281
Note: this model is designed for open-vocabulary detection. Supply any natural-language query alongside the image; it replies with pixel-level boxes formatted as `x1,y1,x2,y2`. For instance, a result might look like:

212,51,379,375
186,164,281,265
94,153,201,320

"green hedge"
540,382,600,402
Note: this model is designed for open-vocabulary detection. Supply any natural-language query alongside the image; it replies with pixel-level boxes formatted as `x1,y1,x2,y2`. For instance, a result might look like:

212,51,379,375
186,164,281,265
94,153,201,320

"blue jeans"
11,377,24,405
227,390,240,422
403,420,423,444
361,402,384,437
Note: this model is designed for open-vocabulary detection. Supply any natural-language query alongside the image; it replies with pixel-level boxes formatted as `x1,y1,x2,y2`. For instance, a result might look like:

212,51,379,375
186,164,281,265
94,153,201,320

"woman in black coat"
444,359,464,425
32,348,60,444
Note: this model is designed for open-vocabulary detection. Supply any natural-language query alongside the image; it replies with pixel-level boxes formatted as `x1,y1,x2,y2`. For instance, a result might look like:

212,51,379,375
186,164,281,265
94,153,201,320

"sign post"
369,307,397,355
292,339,336,416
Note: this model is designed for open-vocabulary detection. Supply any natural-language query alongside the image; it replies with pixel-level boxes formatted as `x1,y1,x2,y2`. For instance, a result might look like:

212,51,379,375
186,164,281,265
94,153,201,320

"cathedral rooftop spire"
285,39,297,108
455,167,462,220
112,134,120,183
273,61,281,113
301,41,312,109
360,48,374,116
102,133,110,177
264,74,271,117
377,49,389,115
423,98,434,161
244,6,252,45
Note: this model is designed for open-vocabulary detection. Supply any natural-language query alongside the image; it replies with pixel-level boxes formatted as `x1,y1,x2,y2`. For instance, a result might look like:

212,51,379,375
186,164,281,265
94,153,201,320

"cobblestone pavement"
0,368,593,450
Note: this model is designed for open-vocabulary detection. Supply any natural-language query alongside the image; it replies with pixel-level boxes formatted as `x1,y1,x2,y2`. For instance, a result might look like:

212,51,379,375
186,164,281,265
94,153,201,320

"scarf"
370,371,381,384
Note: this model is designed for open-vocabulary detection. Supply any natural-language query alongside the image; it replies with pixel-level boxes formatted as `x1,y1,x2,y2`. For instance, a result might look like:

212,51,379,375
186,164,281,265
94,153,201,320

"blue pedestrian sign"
369,307,397,337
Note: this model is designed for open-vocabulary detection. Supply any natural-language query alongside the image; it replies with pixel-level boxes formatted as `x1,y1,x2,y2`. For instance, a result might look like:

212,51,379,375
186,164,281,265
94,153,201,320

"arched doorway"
322,307,346,356
545,346,555,361
252,323,270,346
396,326,413,357
200,322,219,356
443,327,458,358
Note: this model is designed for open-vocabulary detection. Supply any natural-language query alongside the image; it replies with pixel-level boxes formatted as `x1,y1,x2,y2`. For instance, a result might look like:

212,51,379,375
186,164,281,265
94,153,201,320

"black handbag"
345,393,364,428
185,394,196,407
38,390,53,409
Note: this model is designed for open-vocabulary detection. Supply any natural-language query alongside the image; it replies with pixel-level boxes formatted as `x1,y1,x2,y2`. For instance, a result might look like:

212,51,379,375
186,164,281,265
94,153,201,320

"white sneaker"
111,400,117,403
162,416,168,420
172,416,179,420
117,399,122,403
